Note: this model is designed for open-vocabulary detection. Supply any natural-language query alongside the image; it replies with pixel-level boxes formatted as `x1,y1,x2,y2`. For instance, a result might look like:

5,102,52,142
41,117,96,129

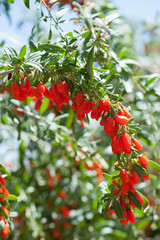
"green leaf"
148,160,160,172
136,218,152,230
56,8,69,21
136,191,149,212
7,0,14,3
128,192,142,210
66,109,74,129
24,61,43,72
105,12,120,25
7,194,18,201
39,44,64,53
133,164,147,176
19,45,27,59
86,47,94,80
40,98,50,115
0,220,5,232
103,173,112,180
0,164,11,178
23,0,29,8
112,199,124,220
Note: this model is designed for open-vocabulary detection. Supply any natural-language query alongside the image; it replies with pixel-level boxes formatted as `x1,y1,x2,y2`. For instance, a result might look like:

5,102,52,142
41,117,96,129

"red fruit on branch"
120,170,130,184
127,209,135,223
132,138,143,151
108,210,115,216
75,92,84,105
129,185,136,193
37,83,45,94
43,86,54,100
0,224,10,239
114,115,129,125
130,171,140,186
135,192,144,204
113,187,120,195
104,117,115,134
142,167,149,181
2,205,10,216
128,196,136,208
139,156,149,166
121,182,130,195
58,191,67,199
121,133,131,154
122,107,131,118
112,180,117,185
113,137,124,154
0,176,6,186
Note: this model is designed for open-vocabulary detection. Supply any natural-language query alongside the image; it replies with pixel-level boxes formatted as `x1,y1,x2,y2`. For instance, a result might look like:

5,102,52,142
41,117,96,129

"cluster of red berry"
10,78,69,104
71,91,149,224
1,77,149,225
0,176,10,239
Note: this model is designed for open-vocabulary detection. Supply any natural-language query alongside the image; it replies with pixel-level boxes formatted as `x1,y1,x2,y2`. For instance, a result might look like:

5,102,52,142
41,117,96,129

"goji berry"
121,132,131,154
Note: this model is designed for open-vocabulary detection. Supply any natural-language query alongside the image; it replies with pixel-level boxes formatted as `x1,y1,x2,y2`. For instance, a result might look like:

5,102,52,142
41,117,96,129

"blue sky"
0,0,160,48
113,0,160,20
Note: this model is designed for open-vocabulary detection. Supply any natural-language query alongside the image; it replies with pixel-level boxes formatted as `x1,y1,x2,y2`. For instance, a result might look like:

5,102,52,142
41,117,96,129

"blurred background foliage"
0,0,160,239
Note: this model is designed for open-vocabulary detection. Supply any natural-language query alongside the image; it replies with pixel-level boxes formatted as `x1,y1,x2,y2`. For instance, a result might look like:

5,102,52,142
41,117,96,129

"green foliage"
0,0,160,240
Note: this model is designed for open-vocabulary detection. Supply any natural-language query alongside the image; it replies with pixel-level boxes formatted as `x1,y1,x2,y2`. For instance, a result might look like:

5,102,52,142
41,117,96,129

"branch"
0,68,35,78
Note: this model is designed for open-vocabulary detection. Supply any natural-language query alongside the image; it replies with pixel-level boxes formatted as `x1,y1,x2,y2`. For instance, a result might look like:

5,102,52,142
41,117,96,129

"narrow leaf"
112,199,124,220
133,164,147,175
39,43,64,53
7,194,18,201
56,8,69,20
128,192,142,210
86,47,94,80
103,173,112,180
148,160,160,172
66,109,74,129
19,45,27,59
23,0,29,8
40,98,50,115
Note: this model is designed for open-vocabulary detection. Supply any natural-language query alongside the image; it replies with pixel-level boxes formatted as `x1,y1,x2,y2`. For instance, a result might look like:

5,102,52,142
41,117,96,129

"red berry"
43,86,54,100
113,137,124,154
112,180,117,185
114,115,129,125
113,187,120,195
119,195,125,209
127,209,135,223
104,118,115,136
122,107,131,118
0,224,10,239
2,205,9,216
37,83,45,94
75,92,84,105
128,196,136,208
2,188,9,198
121,182,130,195
108,210,115,216
130,171,140,186
0,176,6,186
60,207,69,218
120,170,130,184
139,156,149,166
121,133,131,154
135,192,144,204
58,191,67,199
142,167,149,181
129,185,136,193
53,229,60,239
132,138,143,151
